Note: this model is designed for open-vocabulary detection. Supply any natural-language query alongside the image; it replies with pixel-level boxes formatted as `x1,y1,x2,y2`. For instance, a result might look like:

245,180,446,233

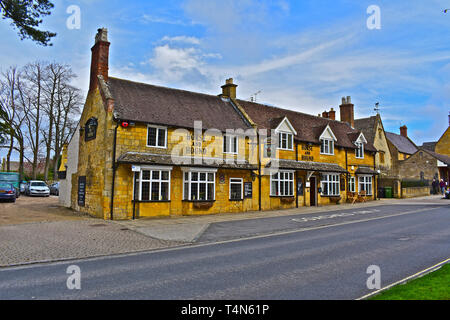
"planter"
280,197,295,203
193,201,214,209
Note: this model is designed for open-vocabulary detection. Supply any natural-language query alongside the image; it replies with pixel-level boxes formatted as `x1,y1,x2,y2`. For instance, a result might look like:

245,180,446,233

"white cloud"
161,36,201,45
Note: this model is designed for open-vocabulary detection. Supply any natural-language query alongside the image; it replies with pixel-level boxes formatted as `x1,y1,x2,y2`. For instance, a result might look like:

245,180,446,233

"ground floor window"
136,168,171,201
229,178,243,200
348,176,356,193
358,175,373,195
271,171,294,196
183,170,216,201
321,174,340,196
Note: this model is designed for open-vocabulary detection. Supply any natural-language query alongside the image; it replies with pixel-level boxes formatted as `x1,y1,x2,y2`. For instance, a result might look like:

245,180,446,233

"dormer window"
320,139,334,155
354,133,367,159
278,132,293,150
223,135,238,154
356,142,364,159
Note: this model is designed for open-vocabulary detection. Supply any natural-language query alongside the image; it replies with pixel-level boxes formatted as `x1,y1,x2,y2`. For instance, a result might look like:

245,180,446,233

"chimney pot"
340,96,355,127
221,78,238,99
328,108,336,120
400,125,408,138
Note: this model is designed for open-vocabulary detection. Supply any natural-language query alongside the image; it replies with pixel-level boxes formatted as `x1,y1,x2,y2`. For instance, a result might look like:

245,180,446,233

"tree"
0,0,56,46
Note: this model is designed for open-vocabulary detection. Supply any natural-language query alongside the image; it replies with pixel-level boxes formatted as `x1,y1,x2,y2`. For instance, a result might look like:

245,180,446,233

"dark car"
0,182,17,202
50,182,60,196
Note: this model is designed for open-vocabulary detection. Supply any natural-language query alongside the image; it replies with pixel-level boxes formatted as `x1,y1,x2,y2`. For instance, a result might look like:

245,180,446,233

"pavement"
112,195,449,242
0,195,447,268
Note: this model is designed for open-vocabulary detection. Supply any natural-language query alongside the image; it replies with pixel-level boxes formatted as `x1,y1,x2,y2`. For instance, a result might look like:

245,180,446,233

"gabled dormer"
319,124,337,155
354,132,368,159
275,117,297,151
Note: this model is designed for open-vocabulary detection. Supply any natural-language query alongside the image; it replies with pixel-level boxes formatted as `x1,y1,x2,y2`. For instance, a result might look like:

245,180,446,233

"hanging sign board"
244,182,253,199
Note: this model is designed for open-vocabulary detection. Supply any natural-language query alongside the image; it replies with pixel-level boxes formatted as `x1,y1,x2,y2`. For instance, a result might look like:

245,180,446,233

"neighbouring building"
58,124,80,207
385,126,418,177
434,112,450,182
354,114,394,178
63,28,378,220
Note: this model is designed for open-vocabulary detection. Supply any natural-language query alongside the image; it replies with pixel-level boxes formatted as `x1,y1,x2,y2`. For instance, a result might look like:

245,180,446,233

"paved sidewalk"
113,195,449,242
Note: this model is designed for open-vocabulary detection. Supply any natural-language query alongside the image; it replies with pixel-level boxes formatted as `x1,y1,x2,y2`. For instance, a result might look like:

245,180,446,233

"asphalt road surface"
0,203,449,300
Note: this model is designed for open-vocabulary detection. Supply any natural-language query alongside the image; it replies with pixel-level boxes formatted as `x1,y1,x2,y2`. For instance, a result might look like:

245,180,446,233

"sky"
1,0,450,151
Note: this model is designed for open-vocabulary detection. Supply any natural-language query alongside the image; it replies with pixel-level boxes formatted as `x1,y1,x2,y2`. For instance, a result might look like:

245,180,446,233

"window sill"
133,200,170,203
229,198,243,202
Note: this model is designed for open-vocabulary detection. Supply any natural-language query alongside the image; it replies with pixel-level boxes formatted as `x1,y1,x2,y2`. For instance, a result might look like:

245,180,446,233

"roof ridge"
108,76,224,100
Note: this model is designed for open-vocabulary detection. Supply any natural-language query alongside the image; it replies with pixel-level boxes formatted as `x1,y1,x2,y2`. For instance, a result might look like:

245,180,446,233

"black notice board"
244,182,253,199
78,176,86,207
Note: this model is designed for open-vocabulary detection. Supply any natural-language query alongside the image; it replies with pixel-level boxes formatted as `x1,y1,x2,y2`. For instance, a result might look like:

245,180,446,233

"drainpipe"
110,120,120,220
258,132,262,211
295,141,299,208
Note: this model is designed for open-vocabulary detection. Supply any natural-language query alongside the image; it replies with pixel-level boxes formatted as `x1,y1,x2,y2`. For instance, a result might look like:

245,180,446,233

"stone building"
385,126,418,177
58,124,80,207
434,113,450,182
63,28,378,220
354,114,394,178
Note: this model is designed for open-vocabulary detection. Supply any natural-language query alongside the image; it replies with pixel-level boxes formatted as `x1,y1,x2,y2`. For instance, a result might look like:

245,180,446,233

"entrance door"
310,177,316,206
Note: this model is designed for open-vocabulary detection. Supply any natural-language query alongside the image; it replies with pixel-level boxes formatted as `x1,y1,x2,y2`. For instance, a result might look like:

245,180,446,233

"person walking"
439,179,445,195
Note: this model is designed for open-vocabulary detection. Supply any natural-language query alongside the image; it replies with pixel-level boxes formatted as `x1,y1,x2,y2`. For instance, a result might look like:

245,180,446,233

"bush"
401,180,430,188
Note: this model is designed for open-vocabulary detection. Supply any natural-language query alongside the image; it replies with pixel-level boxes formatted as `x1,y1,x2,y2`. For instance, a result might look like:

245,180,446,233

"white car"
27,181,50,197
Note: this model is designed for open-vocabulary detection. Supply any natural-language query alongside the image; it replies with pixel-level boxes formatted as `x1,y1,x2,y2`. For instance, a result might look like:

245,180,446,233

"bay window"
358,176,373,195
271,171,294,196
183,170,216,201
321,174,340,196
135,168,171,201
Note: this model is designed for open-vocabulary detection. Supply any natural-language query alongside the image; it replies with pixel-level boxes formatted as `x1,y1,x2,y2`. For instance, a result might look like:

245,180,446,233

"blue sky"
1,0,450,146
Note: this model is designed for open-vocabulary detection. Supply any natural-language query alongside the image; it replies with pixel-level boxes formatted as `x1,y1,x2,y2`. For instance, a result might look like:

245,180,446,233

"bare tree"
22,61,46,179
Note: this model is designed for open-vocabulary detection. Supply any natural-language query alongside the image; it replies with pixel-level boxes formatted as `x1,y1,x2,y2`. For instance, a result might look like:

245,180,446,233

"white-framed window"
223,135,238,154
356,142,364,159
320,139,334,155
270,171,294,196
229,178,243,201
348,176,356,192
321,174,340,196
358,176,373,195
147,125,167,148
183,169,216,201
278,132,293,150
135,167,171,201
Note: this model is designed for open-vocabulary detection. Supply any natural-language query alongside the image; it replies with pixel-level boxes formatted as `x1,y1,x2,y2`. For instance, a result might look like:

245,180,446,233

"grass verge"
370,263,450,300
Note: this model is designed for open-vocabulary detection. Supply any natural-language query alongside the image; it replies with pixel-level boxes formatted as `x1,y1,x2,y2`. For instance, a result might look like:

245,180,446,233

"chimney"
340,96,354,128
89,28,110,92
221,78,237,99
448,112,450,127
400,125,408,138
328,108,336,120
322,111,329,119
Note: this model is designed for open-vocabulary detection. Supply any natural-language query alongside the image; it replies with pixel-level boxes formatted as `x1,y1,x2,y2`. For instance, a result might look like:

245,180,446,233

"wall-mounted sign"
78,176,86,207
244,182,253,199
301,144,314,161
219,174,226,184
131,165,141,172
85,118,98,142
306,181,311,188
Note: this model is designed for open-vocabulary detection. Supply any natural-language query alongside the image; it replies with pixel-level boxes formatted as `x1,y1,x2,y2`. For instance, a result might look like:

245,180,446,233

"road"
0,203,449,300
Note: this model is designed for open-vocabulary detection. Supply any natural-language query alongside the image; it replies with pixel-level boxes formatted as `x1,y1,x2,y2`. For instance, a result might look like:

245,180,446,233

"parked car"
26,180,50,197
0,172,20,198
0,182,17,202
20,181,27,194
49,182,60,196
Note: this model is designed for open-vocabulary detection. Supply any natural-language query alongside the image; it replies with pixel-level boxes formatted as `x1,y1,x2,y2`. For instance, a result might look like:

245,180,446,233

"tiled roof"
354,116,377,145
421,142,437,152
267,159,347,173
237,99,377,152
385,132,418,155
107,77,253,132
117,152,258,170
355,166,379,175
421,149,450,166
